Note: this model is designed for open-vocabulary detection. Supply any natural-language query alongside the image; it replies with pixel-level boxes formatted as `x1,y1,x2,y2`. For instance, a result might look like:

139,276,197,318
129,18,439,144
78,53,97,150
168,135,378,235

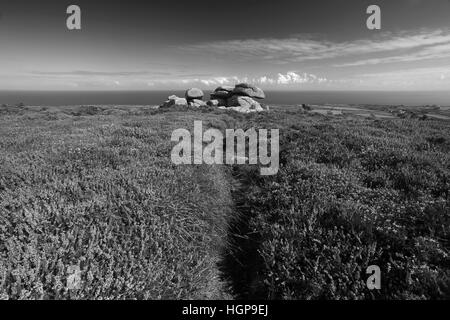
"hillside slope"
1,104,449,299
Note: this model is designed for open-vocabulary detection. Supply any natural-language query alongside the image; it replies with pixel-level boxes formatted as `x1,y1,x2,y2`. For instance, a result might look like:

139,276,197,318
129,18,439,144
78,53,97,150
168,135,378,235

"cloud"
341,65,450,90
182,29,450,65
335,42,450,67
361,65,450,79
30,70,172,76
275,72,327,85
138,71,327,88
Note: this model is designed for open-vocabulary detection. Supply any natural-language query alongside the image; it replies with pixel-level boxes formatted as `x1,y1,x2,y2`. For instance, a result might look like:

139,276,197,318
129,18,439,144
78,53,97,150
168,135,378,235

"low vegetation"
226,111,450,299
0,103,449,299
0,105,235,299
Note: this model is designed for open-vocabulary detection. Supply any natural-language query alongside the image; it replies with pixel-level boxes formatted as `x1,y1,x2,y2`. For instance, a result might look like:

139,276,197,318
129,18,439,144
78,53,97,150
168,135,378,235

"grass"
0,103,449,299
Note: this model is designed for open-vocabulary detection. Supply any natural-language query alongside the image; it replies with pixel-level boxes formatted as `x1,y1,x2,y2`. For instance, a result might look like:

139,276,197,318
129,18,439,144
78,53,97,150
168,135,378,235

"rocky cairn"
161,83,266,113
185,88,207,107
162,95,187,108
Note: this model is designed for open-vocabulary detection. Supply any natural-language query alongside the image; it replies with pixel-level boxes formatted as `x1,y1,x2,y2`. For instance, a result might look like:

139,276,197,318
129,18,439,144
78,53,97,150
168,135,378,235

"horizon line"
1,89,450,93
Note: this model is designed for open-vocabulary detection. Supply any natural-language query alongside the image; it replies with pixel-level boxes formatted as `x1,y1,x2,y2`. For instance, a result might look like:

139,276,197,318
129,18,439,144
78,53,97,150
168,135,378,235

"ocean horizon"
1,90,449,107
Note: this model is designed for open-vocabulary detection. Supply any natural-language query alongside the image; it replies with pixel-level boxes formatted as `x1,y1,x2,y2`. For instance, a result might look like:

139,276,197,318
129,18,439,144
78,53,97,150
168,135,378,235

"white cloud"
135,71,327,88
361,66,450,79
182,29,450,65
341,65,450,90
277,72,318,84
335,42,450,67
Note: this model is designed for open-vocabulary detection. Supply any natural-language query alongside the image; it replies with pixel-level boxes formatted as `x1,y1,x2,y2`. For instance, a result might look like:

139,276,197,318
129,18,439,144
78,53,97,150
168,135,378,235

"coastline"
1,90,450,107
2,103,449,121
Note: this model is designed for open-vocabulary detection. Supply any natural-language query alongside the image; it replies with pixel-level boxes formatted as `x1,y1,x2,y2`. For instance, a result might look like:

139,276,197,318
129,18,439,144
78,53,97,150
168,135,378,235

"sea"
1,90,449,107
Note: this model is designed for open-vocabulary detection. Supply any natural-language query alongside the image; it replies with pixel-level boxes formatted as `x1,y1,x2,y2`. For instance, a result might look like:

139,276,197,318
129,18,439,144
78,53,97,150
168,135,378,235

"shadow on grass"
218,166,266,300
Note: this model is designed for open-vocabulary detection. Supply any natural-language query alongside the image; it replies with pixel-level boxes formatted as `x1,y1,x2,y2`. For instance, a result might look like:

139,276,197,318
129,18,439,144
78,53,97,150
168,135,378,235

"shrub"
226,113,450,299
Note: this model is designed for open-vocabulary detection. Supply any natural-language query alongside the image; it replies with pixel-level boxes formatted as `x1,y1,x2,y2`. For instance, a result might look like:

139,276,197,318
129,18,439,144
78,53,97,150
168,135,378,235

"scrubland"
0,104,449,299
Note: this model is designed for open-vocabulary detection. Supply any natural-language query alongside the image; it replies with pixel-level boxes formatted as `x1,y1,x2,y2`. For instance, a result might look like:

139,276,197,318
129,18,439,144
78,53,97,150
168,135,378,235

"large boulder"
210,86,234,99
185,88,204,101
232,83,265,99
211,91,232,99
228,106,250,113
215,85,234,92
207,99,227,107
189,99,207,107
228,105,263,113
227,95,264,113
161,95,187,108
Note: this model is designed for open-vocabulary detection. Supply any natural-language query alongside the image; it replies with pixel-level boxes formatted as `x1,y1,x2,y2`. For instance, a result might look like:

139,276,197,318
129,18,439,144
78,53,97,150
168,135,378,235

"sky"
1,0,450,91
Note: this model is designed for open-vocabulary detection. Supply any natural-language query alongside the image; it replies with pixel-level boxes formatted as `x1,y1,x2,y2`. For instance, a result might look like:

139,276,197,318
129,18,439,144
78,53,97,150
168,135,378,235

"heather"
226,112,450,299
0,104,449,299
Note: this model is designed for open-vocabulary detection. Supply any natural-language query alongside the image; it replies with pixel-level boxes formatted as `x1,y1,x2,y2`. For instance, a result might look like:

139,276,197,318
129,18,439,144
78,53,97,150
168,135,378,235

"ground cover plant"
226,111,450,299
0,105,235,299
0,104,449,299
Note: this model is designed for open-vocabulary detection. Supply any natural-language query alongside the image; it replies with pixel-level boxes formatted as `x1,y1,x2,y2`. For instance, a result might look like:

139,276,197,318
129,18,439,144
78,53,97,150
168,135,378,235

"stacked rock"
209,85,233,107
233,83,265,99
185,88,206,107
161,88,206,108
209,83,265,113
161,95,187,108
160,83,266,113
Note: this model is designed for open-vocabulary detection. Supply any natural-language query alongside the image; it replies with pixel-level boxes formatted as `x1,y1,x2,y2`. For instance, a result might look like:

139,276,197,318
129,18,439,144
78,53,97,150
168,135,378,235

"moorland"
0,103,449,299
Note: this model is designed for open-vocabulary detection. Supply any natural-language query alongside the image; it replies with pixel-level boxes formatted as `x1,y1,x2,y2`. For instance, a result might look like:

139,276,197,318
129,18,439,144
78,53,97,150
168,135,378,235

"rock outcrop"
207,99,227,107
189,99,207,107
223,83,266,113
161,95,188,108
210,86,234,99
232,83,265,99
185,88,204,101
161,83,266,113
227,95,264,113
184,88,207,107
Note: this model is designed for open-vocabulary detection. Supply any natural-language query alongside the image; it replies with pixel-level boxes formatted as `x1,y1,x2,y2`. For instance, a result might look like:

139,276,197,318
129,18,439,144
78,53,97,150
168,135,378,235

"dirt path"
218,166,266,299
